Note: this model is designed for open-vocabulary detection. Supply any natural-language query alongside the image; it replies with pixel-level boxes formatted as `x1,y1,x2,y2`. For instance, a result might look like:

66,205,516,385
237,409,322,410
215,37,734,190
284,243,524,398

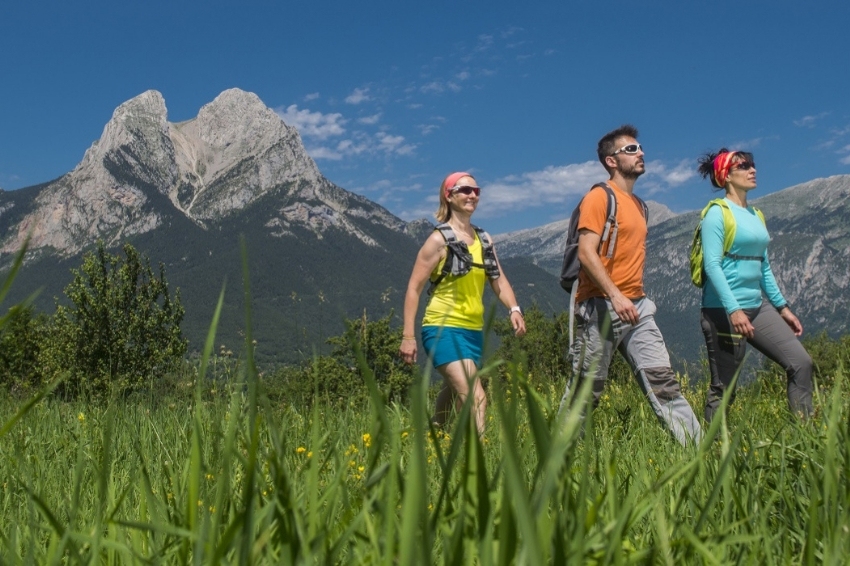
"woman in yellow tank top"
399,172,526,435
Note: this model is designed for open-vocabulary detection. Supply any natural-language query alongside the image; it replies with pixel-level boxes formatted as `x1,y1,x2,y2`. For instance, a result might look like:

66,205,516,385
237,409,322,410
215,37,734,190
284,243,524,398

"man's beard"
620,162,645,180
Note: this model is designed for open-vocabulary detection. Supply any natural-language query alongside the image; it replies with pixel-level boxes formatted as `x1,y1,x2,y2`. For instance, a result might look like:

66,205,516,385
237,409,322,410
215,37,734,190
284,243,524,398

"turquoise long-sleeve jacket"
700,198,786,314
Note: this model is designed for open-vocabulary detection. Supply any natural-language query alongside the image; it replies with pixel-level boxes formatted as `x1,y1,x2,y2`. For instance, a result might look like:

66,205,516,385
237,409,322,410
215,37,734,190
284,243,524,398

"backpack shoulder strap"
700,199,736,255
753,206,766,226
590,182,618,257
435,222,456,242
428,223,455,295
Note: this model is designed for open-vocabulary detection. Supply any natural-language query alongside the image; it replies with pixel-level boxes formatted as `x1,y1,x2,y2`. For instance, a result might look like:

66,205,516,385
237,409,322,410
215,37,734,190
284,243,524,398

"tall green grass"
0,242,847,563
0,347,847,563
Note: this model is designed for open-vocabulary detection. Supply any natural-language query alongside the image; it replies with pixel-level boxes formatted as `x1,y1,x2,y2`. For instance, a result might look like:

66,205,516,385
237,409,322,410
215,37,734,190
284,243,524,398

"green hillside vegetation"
2,213,565,368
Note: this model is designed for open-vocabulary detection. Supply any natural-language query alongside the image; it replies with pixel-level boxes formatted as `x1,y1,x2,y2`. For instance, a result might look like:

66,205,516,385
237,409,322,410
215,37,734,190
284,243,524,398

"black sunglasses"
733,161,756,171
450,185,480,196
611,143,643,156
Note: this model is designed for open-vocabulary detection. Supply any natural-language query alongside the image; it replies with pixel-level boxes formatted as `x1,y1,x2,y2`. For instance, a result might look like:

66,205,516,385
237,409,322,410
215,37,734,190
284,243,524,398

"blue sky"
2,1,850,234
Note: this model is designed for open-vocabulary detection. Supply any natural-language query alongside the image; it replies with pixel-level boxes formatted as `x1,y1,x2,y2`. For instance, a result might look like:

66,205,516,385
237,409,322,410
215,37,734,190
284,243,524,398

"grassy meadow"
1,345,848,564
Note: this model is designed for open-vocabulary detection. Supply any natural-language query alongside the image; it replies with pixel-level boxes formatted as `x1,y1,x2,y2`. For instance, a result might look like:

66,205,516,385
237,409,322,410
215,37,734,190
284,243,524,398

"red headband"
713,151,739,188
443,171,474,198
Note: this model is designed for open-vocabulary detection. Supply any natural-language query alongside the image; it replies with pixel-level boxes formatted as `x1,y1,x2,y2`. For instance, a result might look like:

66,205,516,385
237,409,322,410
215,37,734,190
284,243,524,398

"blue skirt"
421,326,483,368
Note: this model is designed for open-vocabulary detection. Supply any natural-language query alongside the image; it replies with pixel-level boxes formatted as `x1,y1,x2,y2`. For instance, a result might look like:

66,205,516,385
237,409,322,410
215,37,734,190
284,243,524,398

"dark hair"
697,148,754,189
597,124,639,169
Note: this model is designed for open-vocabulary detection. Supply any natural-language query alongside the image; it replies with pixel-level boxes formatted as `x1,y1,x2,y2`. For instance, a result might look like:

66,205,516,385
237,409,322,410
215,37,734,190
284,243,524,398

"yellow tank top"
422,233,486,330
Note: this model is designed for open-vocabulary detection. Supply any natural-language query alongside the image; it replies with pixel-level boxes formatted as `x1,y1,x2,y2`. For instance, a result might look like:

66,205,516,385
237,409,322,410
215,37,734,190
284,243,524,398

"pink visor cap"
443,171,475,197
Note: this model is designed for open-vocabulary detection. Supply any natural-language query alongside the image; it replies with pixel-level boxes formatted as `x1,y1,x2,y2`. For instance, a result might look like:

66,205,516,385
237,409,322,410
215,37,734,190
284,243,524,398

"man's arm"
576,228,639,325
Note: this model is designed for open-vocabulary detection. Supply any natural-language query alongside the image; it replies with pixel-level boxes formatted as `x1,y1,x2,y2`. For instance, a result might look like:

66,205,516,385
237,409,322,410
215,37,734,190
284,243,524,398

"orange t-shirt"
575,181,647,302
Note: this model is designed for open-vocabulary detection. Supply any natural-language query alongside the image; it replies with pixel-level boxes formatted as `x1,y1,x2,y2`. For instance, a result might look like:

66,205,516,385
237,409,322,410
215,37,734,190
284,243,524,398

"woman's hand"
779,307,803,336
730,309,755,339
511,311,526,337
399,337,417,364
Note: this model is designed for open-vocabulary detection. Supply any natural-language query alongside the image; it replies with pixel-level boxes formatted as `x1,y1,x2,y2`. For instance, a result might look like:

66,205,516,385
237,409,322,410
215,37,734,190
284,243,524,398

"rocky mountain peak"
0,88,407,259
77,90,168,164
195,88,289,150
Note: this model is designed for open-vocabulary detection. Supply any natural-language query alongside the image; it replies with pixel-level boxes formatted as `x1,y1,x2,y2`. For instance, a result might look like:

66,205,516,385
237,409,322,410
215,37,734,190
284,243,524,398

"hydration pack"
428,223,500,295
689,199,765,288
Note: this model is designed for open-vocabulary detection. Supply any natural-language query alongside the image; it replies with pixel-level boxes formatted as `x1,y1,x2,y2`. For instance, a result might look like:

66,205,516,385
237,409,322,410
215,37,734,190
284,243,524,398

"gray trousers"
561,297,702,446
701,302,813,422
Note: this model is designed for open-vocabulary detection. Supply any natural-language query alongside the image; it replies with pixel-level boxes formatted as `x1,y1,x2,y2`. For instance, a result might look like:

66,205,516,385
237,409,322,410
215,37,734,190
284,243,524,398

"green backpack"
689,198,766,287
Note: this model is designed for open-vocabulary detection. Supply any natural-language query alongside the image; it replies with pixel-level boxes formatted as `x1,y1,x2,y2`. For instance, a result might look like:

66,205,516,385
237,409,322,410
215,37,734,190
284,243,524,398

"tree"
41,241,187,397
0,305,48,395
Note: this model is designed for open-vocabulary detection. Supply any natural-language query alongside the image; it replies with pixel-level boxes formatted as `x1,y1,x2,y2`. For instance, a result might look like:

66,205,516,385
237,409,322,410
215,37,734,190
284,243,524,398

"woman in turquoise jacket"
697,148,813,422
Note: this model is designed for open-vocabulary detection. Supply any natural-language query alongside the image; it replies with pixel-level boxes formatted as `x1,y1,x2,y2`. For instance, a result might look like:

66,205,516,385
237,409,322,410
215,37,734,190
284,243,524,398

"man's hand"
610,292,639,325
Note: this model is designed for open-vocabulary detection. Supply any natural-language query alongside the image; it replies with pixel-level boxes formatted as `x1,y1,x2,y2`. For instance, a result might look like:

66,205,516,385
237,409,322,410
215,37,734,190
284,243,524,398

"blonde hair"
435,172,475,223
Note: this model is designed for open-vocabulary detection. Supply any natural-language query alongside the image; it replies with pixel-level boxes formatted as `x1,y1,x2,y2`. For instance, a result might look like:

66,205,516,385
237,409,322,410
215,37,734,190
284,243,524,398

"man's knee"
642,366,682,403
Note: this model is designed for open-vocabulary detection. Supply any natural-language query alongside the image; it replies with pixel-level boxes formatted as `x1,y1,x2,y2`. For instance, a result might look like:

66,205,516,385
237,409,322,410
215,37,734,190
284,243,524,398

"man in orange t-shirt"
560,125,702,446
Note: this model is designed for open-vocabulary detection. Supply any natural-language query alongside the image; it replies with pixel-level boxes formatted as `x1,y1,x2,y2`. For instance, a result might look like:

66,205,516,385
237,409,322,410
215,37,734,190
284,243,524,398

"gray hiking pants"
561,297,702,446
701,302,813,422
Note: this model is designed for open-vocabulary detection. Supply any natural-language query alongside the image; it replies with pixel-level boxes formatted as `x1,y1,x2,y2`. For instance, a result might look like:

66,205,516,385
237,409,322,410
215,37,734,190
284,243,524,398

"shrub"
265,310,416,407
0,306,49,396
39,241,187,398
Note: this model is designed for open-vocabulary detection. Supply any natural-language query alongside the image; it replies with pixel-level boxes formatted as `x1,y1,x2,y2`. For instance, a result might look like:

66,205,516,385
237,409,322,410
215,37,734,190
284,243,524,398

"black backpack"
559,183,648,344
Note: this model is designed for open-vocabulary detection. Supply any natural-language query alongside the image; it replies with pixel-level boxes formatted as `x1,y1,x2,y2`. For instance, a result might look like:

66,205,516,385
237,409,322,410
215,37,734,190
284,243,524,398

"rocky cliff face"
0,88,405,258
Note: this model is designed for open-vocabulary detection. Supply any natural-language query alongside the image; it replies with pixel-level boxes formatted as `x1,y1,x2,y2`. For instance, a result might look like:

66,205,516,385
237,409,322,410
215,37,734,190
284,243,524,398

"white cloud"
345,87,371,105
357,113,381,125
479,161,606,213
475,34,494,52
471,159,699,217
304,146,343,160
335,138,371,156
456,71,471,81
376,132,416,155
729,137,765,149
421,81,444,94
275,105,346,140
645,159,696,186
794,112,829,128
840,155,850,165
417,124,439,136
304,92,320,101
305,131,415,161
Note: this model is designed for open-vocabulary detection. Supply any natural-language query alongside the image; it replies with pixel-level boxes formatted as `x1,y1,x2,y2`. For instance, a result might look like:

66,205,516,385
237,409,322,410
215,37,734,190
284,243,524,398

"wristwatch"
509,306,523,316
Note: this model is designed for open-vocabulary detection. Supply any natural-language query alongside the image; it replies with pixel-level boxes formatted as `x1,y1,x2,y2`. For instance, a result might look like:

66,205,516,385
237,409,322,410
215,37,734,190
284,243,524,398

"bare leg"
432,384,455,427
434,359,485,435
